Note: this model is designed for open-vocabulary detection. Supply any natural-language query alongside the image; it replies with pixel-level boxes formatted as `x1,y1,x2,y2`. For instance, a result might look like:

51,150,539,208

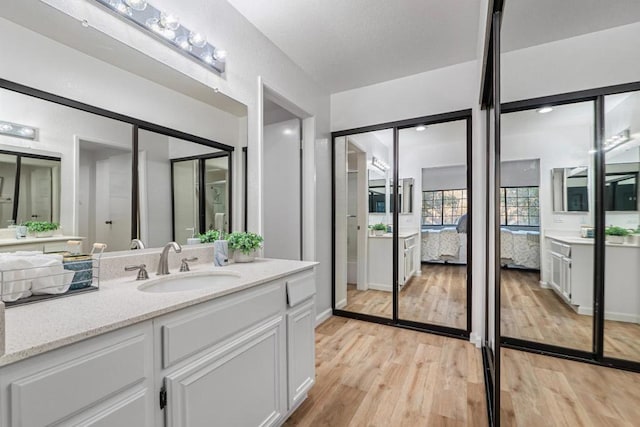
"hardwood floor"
284,317,487,427
501,348,640,427
343,264,467,329
501,268,640,361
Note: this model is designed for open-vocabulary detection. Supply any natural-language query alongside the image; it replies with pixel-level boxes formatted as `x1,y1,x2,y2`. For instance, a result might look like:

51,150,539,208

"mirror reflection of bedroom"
334,117,470,331
500,92,640,360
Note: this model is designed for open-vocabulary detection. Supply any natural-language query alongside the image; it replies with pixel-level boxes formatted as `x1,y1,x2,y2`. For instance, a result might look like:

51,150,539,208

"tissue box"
63,255,94,290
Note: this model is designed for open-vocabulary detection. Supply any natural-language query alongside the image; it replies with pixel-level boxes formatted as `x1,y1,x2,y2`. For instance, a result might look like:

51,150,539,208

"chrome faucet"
130,239,145,250
157,242,182,275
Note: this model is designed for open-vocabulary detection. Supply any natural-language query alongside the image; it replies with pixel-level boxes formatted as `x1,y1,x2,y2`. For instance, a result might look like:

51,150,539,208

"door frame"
330,108,474,340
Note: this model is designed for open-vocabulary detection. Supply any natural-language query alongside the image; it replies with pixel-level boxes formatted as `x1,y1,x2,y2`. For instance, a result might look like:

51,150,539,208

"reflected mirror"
334,129,394,319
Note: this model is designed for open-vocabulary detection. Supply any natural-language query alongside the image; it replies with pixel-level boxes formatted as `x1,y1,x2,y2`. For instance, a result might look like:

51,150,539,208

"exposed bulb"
176,36,192,51
124,0,147,11
0,124,13,132
201,52,214,64
20,128,34,136
188,31,207,48
160,13,180,30
146,18,176,40
213,48,227,62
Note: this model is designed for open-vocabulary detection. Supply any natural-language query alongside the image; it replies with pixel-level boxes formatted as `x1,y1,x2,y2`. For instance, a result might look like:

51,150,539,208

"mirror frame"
0,78,236,248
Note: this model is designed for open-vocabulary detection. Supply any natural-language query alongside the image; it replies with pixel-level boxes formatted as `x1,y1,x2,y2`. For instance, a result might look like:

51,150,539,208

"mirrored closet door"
334,129,394,320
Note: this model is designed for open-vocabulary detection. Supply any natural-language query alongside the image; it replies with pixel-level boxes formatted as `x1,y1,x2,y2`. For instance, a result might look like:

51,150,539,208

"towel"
0,256,33,302
0,252,74,301
214,212,225,232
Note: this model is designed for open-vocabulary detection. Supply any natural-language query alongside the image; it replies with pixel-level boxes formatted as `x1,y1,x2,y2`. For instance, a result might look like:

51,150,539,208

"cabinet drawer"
161,282,283,368
286,270,316,307
10,334,148,427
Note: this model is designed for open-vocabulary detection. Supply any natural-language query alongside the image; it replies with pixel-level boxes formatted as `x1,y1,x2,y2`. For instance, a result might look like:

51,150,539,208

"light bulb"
124,0,147,11
213,48,227,62
146,18,176,40
415,125,426,132
201,52,214,64
537,107,553,114
160,13,180,30
19,128,34,136
176,36,192,51
0,124,13,132
188,32,207,48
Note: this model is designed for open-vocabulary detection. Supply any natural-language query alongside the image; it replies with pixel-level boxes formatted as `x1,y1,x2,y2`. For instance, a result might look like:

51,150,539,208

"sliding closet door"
603,90,640,363
396,118,470,332
333,129,394,320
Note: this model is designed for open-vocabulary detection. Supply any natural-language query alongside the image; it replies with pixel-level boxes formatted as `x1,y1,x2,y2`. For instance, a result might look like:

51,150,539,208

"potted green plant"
626,226,640,245
198,229,222,243
605,225,629,244
227,231,263,263
372,223,387,236
24,221,59,238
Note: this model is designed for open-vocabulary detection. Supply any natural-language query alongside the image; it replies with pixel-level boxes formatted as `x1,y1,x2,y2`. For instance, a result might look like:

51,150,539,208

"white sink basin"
137,271,242,293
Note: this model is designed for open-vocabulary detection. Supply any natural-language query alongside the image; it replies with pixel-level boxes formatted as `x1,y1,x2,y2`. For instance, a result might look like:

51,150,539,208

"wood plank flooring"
284,317,487,427
501,268,640,361
501,348,640,427
343,264,467,329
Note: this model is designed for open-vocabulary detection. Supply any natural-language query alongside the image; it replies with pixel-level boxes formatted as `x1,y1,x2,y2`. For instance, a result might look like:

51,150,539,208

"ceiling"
501,0,640,52
226,0,481,93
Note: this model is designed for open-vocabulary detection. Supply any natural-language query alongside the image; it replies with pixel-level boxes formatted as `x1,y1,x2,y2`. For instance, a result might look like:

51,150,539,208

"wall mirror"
0,81,242,254
367,173,414,214
551,166,589,212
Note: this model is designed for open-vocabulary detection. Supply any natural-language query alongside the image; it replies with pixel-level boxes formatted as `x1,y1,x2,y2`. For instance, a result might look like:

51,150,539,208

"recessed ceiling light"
537,107,553,114
415,125,427,132
283,129,294,135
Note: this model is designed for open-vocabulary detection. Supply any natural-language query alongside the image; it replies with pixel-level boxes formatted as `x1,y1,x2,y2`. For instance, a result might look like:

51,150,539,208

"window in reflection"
0,153,18,227
17,156,61,225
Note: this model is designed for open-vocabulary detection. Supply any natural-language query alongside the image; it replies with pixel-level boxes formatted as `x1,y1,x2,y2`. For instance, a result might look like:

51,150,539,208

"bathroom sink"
137,271,242,293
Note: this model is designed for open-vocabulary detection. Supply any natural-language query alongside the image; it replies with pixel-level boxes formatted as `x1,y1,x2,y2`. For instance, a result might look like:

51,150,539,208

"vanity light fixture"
415,125,427,132
371,156,390,173
537,106,554,114
94,0,226,73
604,129,631,152
0,120,37,140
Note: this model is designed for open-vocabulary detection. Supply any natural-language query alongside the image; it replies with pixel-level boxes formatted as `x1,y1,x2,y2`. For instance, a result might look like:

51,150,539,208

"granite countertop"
0,235,85,247
545,232,640,248
0,258,317,367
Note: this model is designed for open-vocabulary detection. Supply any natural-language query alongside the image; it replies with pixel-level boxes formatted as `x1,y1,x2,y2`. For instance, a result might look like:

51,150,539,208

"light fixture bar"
0,120,37,140
93,0,226,74
604,129,631,152
371,156,390,173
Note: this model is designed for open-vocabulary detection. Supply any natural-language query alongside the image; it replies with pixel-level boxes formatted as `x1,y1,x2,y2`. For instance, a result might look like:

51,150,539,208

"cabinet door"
287,299,315,410
165,316,285,427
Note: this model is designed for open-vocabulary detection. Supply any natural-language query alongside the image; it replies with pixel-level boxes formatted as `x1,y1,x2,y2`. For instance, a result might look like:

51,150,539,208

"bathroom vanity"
367,232,419,291
546,233,640,322
0,257,317,427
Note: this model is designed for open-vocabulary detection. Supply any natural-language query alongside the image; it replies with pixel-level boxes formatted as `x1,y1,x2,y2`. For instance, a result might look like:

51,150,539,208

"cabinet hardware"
159,385,167,410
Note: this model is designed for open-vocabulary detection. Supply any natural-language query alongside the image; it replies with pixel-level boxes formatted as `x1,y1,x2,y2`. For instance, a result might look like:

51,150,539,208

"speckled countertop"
0,258,317,368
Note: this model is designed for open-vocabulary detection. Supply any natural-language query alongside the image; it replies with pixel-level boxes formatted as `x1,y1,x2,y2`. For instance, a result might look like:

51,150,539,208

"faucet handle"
125,264,149,280
180,257,198,272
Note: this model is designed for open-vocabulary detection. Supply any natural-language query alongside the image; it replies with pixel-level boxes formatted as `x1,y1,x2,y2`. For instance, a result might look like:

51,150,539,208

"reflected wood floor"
284,317,487,427
501,268,640,361
501,348,640,427
343,264,467,329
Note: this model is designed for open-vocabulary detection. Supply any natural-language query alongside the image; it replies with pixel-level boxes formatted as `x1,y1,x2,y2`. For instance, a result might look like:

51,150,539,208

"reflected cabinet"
332,112,472,336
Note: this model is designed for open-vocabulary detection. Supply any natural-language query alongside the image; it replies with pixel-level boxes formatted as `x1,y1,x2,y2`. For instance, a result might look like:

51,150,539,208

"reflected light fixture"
0,120,37,140
95,0,226,73
371,156,389,173
283,128,294,135
415,125,427,132
604,129,631,152
537,106,554,114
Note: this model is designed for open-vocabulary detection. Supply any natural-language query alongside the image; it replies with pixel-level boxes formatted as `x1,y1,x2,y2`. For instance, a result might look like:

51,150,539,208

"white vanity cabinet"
0,322,156,427
285,272,316,411
0,265,317,427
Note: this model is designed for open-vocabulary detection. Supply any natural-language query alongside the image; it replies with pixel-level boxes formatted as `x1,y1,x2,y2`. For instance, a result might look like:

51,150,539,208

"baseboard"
336,298,347,309
368,283,392,292
315,308,332,327
576,306,640,323
539,280,551,289
469,332,482,348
